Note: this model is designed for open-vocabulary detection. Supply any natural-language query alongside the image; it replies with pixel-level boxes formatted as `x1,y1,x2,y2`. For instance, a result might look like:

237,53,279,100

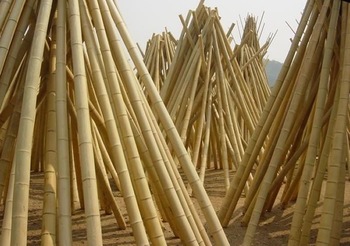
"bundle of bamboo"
154,5,271,191
219,0,350,245
234,14,273,112
141,30,177,92
0,0,229,245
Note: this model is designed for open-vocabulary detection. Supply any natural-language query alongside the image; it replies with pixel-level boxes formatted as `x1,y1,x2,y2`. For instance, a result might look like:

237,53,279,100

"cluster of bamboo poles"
219,0,350,245
0,0,230,245
143,4,271,191
140,30,177,92
234,15,273,113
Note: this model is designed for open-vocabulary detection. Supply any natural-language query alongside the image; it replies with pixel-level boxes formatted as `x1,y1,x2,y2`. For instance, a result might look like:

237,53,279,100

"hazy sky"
117,1,306,63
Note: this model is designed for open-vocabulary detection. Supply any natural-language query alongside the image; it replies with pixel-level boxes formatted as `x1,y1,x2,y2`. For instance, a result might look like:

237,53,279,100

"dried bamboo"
217,0,350,245
109,1,229,244
56,0,73,244
10,1,53,244
143,5,271,193
41,22,58,245
68,0,103,244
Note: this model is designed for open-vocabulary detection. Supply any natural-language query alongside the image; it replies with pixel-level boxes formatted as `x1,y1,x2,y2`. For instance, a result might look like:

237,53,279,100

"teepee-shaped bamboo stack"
0,0,229,245
234,14,273,112
141,30,177,92
151,4,271,191
219,0,350,245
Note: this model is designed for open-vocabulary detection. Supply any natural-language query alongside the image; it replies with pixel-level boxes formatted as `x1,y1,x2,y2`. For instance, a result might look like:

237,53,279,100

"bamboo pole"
10,1,53,244
56,0,73,244
41,19,58,245
67,0,103,244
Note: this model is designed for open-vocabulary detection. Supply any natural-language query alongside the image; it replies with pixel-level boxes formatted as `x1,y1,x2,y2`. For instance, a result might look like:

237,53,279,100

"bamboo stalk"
56,0,73,243
10,1,53,244
41,20,58,245
67,0,103,244
0,157,16,245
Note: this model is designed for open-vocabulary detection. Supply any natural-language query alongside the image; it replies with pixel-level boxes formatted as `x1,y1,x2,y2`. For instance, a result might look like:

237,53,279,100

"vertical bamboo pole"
0,157,16,245
10,1,53,244
41,17,58,245
67,0,103,244
56,0,72,244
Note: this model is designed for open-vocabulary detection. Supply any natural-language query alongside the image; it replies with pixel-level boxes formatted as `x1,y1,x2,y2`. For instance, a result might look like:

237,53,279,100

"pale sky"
117,1,306,63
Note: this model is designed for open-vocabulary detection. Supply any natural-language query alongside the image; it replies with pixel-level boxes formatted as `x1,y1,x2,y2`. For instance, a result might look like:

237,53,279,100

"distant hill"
264,59,283,87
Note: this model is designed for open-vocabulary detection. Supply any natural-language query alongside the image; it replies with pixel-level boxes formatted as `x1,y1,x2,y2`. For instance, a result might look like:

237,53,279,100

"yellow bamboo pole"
68,99,85,210
67,0,103,244
10,1,53,244
41,19,58,245
56,0,73,244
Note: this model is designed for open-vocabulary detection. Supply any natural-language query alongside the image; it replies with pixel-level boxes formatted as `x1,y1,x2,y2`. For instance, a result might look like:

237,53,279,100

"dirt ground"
4,169,350,245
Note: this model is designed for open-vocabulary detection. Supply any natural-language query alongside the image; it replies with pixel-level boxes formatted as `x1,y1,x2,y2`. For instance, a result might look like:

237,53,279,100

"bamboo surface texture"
0,0,230,245
218,0,350,245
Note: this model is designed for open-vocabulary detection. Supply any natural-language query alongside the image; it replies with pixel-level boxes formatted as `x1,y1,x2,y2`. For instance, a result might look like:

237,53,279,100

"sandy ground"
2,169,349,245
